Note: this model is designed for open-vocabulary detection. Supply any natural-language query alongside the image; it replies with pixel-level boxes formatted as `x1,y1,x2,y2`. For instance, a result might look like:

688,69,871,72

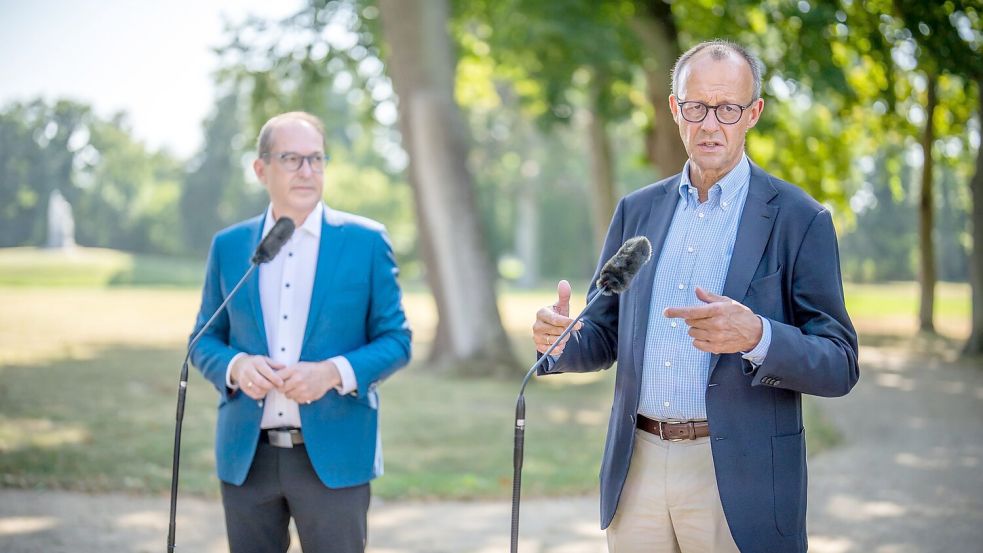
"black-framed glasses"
261,151,329,172
677,100,754,125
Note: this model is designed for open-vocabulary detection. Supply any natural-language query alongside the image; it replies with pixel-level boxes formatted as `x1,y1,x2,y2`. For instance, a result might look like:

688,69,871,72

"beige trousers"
606,429,741,553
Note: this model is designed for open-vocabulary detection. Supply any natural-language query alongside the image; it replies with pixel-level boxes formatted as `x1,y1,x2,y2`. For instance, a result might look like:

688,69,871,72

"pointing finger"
664,304,714,320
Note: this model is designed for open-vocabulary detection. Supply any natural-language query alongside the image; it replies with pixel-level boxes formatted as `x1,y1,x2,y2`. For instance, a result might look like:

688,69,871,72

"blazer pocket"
772,428,806,537
745,266,782,297
745,267,784,320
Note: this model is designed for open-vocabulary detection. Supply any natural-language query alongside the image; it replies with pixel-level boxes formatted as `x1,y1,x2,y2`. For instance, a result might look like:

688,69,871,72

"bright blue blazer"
189,207,411,489
543,164,859,552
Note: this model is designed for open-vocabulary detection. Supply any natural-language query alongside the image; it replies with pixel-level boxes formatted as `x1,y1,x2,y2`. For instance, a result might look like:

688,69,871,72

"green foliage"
0,0,978,294
213,1,418,265
0,100,93,246
0,99,185,255
180,93,267,256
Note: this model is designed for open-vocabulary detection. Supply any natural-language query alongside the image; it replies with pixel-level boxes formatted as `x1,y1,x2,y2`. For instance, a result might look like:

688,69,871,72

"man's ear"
747,98,765,129
253,158,266,184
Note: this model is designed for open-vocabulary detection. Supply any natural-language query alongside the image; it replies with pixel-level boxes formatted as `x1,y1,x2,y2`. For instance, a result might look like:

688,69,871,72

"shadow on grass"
0,345,217,496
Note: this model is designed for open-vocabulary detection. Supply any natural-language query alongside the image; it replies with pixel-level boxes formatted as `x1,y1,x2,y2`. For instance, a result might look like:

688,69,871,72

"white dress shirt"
226,202,357,429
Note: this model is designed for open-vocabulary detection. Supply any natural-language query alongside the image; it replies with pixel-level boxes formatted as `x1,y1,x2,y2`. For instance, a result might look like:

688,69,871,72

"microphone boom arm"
510,284,609,553
167,263,258,552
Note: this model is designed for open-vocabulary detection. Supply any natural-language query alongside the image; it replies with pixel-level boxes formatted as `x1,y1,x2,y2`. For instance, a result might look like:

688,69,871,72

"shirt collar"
262,202,324,239
677,154,751,212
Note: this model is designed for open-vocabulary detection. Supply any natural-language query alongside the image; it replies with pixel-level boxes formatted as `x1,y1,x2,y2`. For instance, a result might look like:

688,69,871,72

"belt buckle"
268,429,294,448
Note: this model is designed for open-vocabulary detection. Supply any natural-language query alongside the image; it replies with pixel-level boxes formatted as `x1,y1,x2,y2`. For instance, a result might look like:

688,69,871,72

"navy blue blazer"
189,207,411,489
544,164,859,552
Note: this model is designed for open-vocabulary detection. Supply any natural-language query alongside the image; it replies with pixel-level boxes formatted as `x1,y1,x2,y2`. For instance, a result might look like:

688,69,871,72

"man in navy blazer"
533,41,858,552
190,112,411,553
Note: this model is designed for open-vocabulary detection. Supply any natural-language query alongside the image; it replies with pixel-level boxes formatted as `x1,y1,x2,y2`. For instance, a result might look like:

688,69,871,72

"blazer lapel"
301,208,347,352
246,214,269,349
709,164,779,376
631,177,681,380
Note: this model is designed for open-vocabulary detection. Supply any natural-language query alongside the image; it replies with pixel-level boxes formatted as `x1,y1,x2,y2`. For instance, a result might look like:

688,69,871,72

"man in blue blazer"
190,112,411,553
533,41,858,552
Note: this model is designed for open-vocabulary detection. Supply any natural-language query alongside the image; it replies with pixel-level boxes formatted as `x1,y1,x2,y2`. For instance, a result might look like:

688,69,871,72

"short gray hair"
671,40,762,102
256,111,326,158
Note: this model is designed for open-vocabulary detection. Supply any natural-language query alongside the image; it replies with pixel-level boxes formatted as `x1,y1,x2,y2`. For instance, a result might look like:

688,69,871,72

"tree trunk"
631,0,689,177
964,79,983,356
378,0,517,375
918,74,938,333
515,177,539,289
585,75,618,253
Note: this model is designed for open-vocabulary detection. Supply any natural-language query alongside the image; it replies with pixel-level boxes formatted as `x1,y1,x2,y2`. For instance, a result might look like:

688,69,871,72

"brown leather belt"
636,414,710,441
263,428,304,448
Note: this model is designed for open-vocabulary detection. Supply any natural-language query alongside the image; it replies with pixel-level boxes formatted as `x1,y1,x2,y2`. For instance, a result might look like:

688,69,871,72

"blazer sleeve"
750,209,860,397
342,228,412,392
189,235,241,401
540,198,625,375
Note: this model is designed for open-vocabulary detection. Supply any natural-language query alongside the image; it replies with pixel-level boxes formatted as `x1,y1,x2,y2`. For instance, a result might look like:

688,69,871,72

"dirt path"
1,343,980,552
805,342,983,553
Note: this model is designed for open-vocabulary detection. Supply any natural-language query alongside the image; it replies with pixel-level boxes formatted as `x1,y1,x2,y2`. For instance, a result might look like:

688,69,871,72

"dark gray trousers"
221,441,370,553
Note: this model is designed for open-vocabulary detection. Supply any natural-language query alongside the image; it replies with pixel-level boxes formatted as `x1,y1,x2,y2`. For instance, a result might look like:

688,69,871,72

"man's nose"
298,158,315,176
700,109,723,131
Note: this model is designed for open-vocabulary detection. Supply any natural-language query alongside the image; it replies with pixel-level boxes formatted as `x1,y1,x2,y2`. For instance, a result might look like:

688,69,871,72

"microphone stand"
167,263,257,553
510,286,608,553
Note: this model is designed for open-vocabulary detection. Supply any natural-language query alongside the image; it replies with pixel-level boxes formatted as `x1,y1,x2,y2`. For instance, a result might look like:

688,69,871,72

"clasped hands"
231,356,341,403
533,282,762,355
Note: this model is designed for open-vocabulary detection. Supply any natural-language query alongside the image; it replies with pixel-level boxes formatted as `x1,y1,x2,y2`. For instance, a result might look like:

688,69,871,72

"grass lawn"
0,287,614,500
0,247,202,287
0,248,971,500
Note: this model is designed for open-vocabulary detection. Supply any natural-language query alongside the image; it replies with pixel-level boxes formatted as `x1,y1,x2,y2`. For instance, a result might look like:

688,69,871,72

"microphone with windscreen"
168,216,295,552
509,236,652,553
595,236,653,295
252,217,295,264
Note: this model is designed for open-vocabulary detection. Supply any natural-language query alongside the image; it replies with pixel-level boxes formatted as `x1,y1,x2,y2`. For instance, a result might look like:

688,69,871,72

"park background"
0,1,981,552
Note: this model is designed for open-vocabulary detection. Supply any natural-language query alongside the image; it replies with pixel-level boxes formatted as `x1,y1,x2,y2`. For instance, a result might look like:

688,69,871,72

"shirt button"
722,201,729,207
670,321,677,328
283,314,288,320
677,283,685,290
698,212,705,218
280,347,286,352
664,361,671,367
288,252,293,257
285,283,290,288
687,246,694,253
664,401,670,407
278,412,283,417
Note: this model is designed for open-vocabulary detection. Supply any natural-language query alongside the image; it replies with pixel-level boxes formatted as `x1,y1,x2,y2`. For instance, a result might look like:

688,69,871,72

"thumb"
555,280,572,317
695,286,728,304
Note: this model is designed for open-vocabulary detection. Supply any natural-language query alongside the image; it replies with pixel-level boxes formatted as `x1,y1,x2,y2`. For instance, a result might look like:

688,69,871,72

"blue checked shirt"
639,155,772,420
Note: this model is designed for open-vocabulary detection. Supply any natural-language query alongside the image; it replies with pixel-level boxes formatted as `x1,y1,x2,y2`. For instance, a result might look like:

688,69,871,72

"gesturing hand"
278,360,341,404
663,287,762,354
231,355,285,400
532,280,583,355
